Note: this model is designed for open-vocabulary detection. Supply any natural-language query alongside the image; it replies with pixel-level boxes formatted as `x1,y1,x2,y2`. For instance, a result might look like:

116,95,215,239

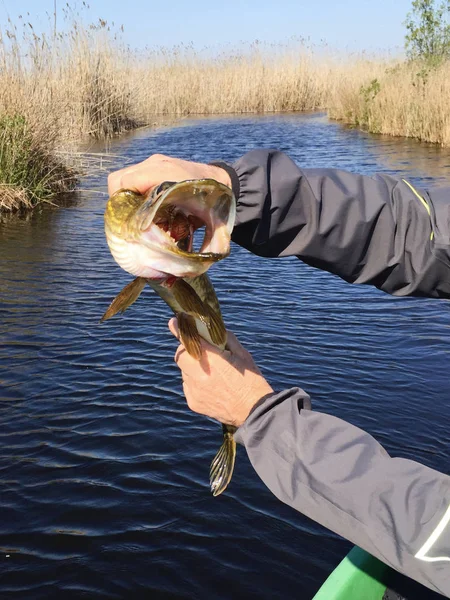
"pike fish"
102,179,237,496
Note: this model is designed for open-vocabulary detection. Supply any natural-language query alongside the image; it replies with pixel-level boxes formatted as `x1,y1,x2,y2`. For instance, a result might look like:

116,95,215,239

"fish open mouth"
141,179,236,260
153,205,204,253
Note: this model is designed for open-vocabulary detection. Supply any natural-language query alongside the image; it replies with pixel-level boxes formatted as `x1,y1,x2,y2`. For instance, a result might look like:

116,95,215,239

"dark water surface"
1,114,449,599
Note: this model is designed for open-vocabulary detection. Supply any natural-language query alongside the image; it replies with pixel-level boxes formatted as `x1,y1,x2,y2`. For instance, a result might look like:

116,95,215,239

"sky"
0,0,415,55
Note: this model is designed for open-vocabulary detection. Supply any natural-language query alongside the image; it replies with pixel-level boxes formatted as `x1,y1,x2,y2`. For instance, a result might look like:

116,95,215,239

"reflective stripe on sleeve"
402,179,434,242
415,504,450,562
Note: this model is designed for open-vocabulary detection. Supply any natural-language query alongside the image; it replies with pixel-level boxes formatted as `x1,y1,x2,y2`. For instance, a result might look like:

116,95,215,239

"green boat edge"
313,546,389,600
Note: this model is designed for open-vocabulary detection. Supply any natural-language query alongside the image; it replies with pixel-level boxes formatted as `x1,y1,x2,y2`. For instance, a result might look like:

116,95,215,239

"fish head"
104,179,236,280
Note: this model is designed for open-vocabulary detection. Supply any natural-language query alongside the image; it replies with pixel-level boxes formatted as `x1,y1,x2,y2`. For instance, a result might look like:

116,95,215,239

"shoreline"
1,17,449,212
2,107,450,215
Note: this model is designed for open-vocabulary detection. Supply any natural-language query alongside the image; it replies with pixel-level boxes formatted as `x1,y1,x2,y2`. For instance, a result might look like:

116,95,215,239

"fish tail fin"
178,312,203,360
210,424,237,497
100,277,147,322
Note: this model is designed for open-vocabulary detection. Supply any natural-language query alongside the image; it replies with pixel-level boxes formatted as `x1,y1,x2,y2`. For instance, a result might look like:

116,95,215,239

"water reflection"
359,131,450,182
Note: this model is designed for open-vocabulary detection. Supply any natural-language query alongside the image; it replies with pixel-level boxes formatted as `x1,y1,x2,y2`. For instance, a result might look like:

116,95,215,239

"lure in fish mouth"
104,179,235,281
103,179,238,496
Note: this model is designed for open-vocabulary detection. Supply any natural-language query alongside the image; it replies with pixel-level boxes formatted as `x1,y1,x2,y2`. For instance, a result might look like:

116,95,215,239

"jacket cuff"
235,387,312,445
209,161,240,200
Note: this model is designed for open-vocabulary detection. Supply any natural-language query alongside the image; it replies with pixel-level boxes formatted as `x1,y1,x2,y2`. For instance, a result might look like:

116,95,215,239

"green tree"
405,0,450,62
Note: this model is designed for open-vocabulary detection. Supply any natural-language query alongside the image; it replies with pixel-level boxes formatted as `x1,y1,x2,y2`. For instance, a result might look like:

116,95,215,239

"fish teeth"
156,223,177,244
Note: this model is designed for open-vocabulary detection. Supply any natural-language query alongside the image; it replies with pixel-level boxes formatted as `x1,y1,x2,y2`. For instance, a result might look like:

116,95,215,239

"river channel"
0,113,449,598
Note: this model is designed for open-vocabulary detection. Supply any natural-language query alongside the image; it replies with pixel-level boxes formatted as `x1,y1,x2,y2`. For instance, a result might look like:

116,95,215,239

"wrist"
207,164,231,188
235,383,274,427
208,161,240,198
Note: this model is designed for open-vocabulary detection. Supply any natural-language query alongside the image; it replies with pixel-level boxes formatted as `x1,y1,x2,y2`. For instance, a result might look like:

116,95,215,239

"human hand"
108,154,231,196
169,318,273,428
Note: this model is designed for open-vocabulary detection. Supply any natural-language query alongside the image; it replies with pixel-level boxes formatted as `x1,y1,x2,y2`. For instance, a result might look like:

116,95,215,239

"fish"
102,179,237,496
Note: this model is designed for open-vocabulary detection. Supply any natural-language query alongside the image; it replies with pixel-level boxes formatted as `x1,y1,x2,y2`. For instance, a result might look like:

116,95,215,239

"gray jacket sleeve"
217,149,450,298
235,389,450,597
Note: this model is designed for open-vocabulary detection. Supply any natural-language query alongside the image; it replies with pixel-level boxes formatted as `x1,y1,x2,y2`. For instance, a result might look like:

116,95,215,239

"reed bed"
329,58,450,146
0,10,449,212
130,47,332,116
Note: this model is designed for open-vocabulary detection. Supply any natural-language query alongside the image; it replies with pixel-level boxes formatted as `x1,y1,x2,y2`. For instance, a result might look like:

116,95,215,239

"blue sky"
0,0,415,54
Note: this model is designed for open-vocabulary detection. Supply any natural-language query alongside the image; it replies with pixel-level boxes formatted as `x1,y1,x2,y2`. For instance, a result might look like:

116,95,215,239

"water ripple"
0,114,449,599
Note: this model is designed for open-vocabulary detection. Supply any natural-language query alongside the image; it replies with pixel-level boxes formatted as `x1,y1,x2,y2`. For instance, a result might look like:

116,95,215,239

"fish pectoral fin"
100,277,147,322
210,424,237,497
178,312,203,360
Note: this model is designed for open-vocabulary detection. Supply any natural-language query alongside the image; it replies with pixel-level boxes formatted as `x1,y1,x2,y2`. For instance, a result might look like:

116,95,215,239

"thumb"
168,317,180,339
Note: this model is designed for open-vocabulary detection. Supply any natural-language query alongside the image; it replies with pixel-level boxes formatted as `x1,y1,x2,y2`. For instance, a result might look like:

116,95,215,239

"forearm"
215,150,450,298
235,389,450,597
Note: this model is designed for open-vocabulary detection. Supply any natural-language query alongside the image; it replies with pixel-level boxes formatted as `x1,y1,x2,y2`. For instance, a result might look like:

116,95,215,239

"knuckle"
174,345,188,368
186,398,201,414
150,153,166,162
119,173,130,189
107,172,120,193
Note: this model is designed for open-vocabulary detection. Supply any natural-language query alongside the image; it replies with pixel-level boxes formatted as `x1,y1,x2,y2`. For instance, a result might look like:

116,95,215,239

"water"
1,113,449,599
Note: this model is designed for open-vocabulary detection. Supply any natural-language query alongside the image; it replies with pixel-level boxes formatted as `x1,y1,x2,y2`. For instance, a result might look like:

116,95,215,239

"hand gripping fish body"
103,180,237,496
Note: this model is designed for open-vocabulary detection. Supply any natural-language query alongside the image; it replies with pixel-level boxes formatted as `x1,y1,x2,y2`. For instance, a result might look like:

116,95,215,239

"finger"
118,169,157,195
108,161,159,196
170,318,210,368
174,339,217,377
174,344,201,375
107,153,180,196
170,316,227,360
107,170,123,196
107,165,141,195
226,331,250,358
174,343,187,365
168,317,179,339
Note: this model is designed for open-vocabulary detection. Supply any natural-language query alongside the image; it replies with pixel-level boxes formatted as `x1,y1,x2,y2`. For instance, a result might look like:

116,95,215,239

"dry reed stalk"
0,8,449,212
0,184,33,212
329,58,450,146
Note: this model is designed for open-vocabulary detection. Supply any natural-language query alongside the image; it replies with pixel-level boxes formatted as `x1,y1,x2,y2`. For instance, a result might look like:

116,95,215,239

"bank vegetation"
1,9,449,211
